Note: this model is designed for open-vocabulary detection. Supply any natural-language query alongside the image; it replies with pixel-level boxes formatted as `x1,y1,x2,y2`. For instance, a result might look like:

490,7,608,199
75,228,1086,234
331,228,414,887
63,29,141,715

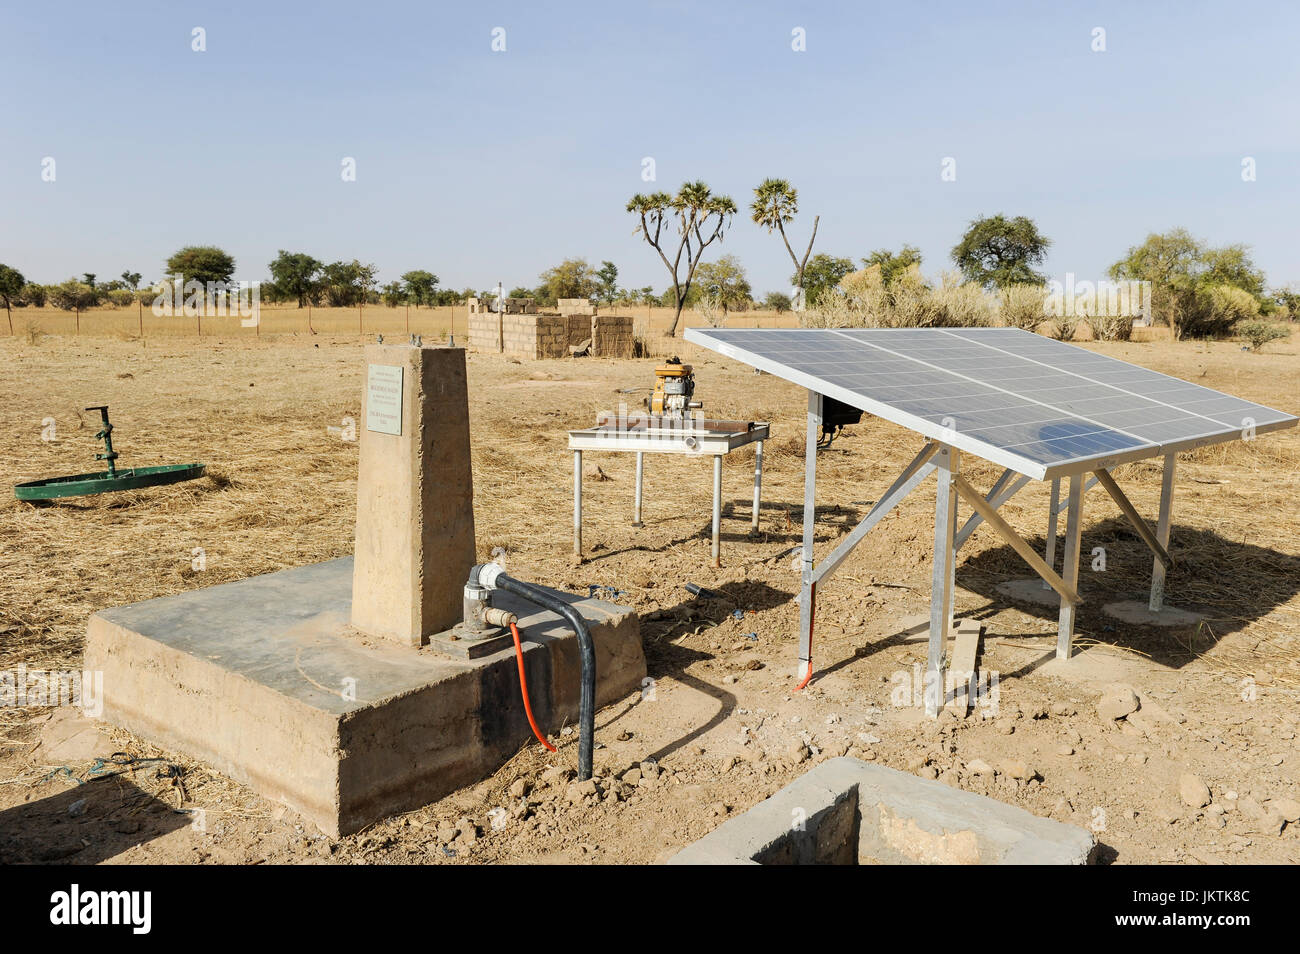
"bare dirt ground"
1,328,1297,865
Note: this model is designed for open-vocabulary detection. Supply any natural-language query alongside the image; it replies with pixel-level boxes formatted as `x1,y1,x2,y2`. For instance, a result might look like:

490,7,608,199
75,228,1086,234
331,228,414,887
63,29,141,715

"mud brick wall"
591,315,634,358
470,311,629,359
468,312,504,352
501,314,567,358
468,312,565,357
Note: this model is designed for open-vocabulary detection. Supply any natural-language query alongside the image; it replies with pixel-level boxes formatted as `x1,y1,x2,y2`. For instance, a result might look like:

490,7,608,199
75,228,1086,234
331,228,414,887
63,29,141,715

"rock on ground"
1178,774,1211,809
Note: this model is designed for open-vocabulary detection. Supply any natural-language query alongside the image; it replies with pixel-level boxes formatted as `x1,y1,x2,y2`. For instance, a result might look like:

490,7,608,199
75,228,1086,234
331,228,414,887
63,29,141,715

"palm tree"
751,178,820,293
628,182,737,336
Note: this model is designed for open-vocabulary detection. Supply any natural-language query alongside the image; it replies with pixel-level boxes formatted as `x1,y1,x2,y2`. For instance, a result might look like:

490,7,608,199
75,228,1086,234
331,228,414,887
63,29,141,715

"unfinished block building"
467,298,634,359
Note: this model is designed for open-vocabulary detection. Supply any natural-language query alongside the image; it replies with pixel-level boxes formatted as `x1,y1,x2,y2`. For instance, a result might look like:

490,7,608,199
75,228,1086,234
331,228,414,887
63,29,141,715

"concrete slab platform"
1102,599,1204,627
84,557,645,836
996,577,1069,608
670,757,1095,865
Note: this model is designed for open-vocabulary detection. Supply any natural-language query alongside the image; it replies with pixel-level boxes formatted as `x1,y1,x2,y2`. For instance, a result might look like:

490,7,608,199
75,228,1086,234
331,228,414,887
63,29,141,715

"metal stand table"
567,418,770,566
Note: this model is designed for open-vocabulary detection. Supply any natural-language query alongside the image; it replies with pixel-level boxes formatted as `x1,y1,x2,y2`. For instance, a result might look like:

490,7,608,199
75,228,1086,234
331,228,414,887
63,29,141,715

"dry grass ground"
0,327,1296,864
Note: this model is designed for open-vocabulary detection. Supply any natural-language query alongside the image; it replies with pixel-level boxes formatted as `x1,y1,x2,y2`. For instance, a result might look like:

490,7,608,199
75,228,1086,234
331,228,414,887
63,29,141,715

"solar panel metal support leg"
1043,478,1060,589
632,451,644,527
927,445,959,717
1054,475,1096,512
798,393,822,675
1057,474,1085,660
711,454,723,568
751,440,764,534
1149,453,1176,611
573,449,583,558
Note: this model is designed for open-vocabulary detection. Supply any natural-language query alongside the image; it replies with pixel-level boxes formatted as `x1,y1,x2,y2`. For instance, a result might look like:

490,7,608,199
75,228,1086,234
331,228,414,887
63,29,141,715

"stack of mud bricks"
565,313,635,358
467,296,537,316
556,298,596,317
468,296,633,359
591,315,634,358
554,300,633,358
519,314,568,358
565,314,592,349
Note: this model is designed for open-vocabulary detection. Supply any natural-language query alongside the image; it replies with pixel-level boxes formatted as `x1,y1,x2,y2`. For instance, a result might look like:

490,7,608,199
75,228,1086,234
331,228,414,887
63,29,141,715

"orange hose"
794,661,814,691
511,621,556,752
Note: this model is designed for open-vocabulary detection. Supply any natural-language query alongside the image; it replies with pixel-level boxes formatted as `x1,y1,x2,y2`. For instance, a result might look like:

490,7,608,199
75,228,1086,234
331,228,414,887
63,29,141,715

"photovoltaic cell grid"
682,327,1297,479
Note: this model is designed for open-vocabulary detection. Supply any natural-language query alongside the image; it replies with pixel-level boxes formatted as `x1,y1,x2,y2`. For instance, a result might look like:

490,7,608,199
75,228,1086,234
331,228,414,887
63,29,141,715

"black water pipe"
471,564,596,781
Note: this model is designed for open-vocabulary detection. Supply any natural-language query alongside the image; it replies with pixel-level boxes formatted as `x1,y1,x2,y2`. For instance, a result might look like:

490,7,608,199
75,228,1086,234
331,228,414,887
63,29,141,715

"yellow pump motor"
649,358,701,416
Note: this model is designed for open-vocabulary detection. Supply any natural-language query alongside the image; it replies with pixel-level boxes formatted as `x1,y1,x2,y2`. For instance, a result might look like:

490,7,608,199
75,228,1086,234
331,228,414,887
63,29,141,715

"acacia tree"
0,264,25,334
1110,229,1269,338
165,246,236,287
693,254,752,313
751,178,819,299
401,270,439,307
951,215,1051,289
49,279,98,332
319,260,377,306
538,258,596,303
628,181,737,336
797,253,855,306
381,281,407,306
269,251,323,307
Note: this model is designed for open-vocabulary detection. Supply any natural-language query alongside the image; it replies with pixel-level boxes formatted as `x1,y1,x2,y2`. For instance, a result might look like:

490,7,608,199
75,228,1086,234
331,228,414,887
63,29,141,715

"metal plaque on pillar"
366,365,403,435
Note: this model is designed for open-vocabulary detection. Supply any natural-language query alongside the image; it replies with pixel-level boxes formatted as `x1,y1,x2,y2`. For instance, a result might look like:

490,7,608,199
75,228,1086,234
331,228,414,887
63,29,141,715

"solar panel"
683,327,1298,479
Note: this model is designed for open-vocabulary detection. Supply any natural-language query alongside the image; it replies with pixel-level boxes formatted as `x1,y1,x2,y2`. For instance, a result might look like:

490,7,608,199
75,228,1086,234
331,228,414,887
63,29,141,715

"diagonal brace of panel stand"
951,475,1081,605
810,441,939,587
1091,468,1174,570
954,468,1033,552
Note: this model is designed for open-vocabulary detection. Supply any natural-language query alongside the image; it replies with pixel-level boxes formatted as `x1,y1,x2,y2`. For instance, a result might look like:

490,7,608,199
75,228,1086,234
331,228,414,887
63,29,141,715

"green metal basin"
14,463,207,501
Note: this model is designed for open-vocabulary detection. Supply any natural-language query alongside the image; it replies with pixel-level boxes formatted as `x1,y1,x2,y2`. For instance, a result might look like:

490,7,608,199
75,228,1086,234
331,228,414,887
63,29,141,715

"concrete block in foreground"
84,557,644,837
671,757,1095,865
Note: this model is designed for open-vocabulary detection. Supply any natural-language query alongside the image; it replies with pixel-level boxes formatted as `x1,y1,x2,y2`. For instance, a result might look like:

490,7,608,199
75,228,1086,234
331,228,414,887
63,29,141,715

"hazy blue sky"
2,0,1296,295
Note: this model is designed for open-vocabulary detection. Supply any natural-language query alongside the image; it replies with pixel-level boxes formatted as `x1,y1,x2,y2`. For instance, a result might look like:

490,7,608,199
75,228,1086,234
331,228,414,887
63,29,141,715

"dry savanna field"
0,320,1297,864
3,302,805,344
3,301,1179,344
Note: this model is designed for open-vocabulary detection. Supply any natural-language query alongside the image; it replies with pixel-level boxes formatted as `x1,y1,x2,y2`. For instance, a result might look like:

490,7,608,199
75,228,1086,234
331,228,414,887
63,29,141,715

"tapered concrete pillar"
351,344,476,645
